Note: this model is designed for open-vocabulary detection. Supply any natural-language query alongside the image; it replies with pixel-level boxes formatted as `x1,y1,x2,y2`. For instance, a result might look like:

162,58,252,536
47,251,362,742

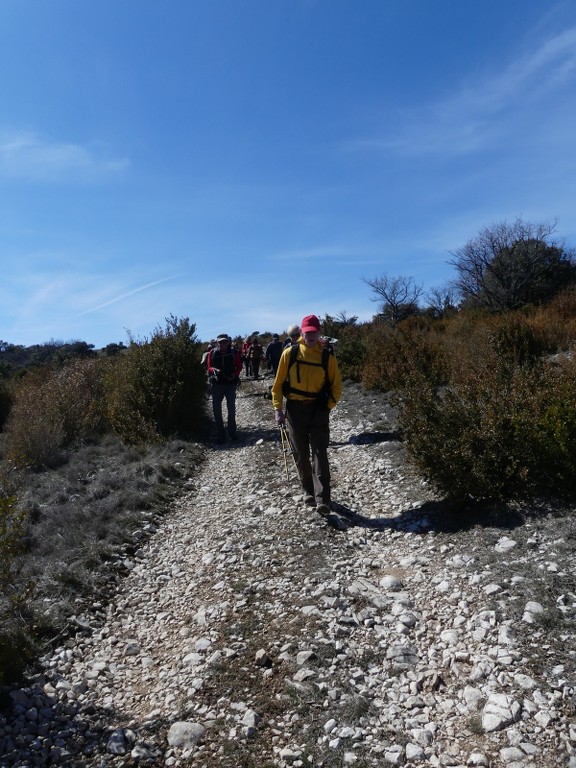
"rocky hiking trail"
2,377,576,767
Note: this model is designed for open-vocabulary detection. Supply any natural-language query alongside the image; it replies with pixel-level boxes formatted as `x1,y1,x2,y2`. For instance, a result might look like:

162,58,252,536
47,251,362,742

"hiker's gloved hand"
275,409,285,426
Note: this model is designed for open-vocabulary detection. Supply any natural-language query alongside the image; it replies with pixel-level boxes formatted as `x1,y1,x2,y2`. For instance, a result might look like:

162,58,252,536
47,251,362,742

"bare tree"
449,218,576,310
321,312,358,339
333,311,358,326
425,283,459,319
363,274,423,325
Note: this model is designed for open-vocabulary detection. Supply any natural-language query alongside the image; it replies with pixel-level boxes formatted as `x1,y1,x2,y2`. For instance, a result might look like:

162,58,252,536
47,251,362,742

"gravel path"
2,377,576,767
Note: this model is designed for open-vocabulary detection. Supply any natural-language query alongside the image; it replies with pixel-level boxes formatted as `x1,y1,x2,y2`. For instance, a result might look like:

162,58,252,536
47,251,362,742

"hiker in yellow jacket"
272,314,342,516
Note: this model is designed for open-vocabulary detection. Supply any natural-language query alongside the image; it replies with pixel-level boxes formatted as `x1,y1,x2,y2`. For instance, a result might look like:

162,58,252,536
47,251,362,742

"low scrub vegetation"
4,358,109,469
0,483,32,685
368,293,576,502
0,316,208,684
3,272,576,685
4,315,207,470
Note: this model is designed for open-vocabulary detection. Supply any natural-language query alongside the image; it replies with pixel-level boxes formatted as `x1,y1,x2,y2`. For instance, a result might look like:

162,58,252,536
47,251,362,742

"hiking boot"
303,494,315,506
215,433,226,444
316,503,330,517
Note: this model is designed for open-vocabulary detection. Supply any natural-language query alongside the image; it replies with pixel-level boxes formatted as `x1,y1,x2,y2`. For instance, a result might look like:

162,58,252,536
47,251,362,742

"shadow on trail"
0,660,170,764
346,430,403,445
207,425,279,449
330,498,527,535
223,388,530,536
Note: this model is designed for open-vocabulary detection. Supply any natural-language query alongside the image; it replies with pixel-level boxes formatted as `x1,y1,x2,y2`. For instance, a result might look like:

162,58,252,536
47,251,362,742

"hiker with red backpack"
271,314,342,517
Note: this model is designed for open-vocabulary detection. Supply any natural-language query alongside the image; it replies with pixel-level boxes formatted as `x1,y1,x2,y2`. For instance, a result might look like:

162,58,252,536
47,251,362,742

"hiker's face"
303,330,320,347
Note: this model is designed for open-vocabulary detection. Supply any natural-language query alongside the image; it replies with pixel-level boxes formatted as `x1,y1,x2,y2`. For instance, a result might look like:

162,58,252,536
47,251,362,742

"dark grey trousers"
286,400,331,504
211,382,237,437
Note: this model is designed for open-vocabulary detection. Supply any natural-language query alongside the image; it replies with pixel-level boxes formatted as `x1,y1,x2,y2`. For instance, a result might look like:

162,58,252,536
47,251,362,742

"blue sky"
2,0,576,347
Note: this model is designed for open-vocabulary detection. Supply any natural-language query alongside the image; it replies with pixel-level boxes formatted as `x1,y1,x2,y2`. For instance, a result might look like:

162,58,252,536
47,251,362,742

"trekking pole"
279,423,298,480
279,423,291,481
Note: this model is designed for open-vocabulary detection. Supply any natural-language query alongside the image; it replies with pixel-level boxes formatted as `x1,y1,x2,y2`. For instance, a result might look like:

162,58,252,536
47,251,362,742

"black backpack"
282,344,332,402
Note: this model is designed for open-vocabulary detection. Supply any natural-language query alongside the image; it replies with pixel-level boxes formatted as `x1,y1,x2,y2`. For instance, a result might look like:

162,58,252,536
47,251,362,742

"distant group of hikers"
239,328,300,379
201,314,342,517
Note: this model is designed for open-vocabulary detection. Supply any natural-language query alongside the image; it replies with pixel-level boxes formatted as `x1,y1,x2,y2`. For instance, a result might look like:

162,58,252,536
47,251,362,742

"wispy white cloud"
0,132,129,182
268,244,382,263
347,25,576,157
444,26,576,118
76,275,183,316
0,267,191,344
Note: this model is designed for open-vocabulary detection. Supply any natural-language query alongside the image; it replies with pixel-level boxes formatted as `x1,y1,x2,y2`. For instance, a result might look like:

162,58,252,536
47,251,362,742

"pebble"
1,379,575,767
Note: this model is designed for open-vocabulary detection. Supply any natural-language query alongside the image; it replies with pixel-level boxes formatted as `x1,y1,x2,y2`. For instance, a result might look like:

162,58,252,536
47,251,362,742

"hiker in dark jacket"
248,338,264,379
207,334,242,442
265,334,283,375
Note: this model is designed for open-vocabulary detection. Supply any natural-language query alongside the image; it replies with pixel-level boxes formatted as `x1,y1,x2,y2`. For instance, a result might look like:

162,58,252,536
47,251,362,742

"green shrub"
373,306,576,502
402,350,576,502
334,326,368,382
105,315,207,443
532,359,576,490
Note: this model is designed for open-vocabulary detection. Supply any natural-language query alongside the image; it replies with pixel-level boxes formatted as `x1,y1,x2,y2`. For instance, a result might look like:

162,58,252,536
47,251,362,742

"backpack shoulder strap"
288,343,330,375
321,346,331,373
288,343,299,370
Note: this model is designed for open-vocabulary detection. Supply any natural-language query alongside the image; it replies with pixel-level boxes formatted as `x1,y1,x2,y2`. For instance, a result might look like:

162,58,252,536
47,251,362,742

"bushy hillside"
3,288,576,688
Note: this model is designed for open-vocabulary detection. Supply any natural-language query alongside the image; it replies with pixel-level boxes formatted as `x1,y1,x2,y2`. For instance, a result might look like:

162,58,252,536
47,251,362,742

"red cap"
301,314,320,333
